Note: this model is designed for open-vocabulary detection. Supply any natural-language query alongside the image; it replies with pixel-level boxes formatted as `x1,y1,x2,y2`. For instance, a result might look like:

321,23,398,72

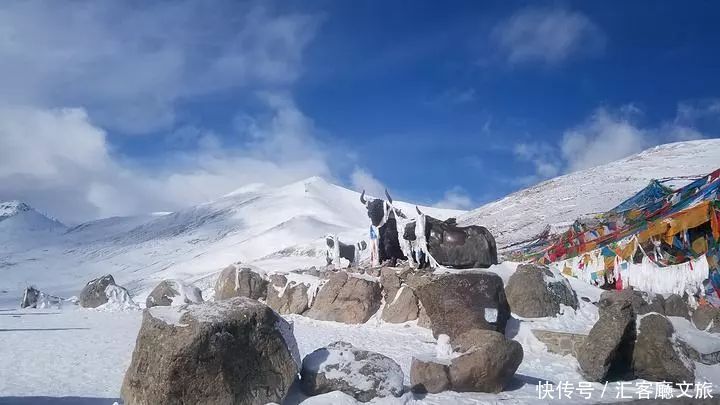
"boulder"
598,289,664,318
417,304,432,329
267,282,310,315
692,306,720,333
663,294,690,319
121,297,299,405
413,272,511,339
381,286,419,323
79,274,116,308
504,264,578,318
145,280,203,308
270,274,288,288
379,268,402,303
410,357,450,394
305,272,382,324
632,314,694,383
577,300,636,381
214,265,268,301
300,341,404,402
448,329,524,393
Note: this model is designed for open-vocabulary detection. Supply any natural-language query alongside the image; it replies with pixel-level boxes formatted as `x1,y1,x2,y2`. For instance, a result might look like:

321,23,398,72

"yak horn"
416,206,423,215
360,190,367,205
384,189,393,204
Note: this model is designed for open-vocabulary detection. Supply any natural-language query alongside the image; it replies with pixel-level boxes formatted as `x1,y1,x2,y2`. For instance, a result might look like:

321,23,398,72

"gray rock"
577,300,636,381
300,341,404,402
417,304,432,329
145,280,203,308
379,268,401,303
79,274,116,308
381,286,419,323
632,314,694,383
121,297,299,405
663,294,690,319
692,306,720,333
413,272,511,339
270,274,288,288
267,282,310,315
305,272,382,324
504,264,578,318
598,289,664,318
410,357,450,394
214,265,268,301
448,329,524,393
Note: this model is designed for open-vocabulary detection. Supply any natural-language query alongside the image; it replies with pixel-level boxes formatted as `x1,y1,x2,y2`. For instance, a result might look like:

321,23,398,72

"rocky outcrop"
577,299,636,381
598,289,664,318
505,264,578,318
692,306,720,333
413,272,510,339
300,341,404,402
79,274,116,308
381,286,419,323
267,281,310,315
410,357,450,394
663,294,690,319
632,314,694,383
214,265,268,301
121,297,299,405
379,268,402,304
145,280,203,308
448,329,524,393
305,272,382,324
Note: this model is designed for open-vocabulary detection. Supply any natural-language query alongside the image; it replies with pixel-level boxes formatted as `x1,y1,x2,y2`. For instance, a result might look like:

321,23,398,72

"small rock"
300,341,404,402
214,264,268,301
270,274,288,288
381,286,419,323
598,289,664,318
632,314,694,384
448,329,524,393
267,282,310,315
410,357,450,394
505,264,578,318
692,306,720,333
79,274,116,308
663,294,690,319
145,280,203,308
305,272,382,324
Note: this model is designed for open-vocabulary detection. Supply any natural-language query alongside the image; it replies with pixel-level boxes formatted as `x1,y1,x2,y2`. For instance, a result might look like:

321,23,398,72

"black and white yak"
404,207,498,269
325,235,367,268
360,189,407,267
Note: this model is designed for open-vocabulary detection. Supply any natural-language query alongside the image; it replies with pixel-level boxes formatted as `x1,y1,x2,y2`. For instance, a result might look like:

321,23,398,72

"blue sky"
0,1,719,222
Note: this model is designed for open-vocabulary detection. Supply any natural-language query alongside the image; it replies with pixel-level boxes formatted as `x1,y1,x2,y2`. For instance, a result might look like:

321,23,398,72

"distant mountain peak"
0,200,32,219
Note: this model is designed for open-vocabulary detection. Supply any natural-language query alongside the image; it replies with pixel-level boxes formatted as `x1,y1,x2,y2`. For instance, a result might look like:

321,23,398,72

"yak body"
404,215,497,269
325,236,367,267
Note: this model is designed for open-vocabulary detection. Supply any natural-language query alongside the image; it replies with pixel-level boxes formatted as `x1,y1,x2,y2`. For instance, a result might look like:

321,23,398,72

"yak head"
360,189,393,227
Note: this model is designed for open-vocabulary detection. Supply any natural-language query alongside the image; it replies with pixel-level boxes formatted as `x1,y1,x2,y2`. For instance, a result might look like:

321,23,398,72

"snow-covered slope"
0,200,66,254
0,177,461,299
460,139,720,247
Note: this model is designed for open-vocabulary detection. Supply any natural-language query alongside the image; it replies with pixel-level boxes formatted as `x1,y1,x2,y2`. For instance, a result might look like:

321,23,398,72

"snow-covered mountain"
0,200,66,254
460,139,720,247
0,177,461,299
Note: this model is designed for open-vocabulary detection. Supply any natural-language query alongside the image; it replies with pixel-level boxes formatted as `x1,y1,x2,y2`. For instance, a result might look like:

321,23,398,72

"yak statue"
325,235,367,268
360,189,407,266
404,207,498,269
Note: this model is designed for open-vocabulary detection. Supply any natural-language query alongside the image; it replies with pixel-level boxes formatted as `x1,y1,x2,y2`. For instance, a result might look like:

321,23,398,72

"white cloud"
434,186,475,210
493,7,605,65
0,95,337,224
0,1,321,134
513,103,714,183
350,168,386,199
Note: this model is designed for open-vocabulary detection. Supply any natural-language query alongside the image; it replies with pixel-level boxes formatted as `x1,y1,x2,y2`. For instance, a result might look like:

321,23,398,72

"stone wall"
532,329,587,357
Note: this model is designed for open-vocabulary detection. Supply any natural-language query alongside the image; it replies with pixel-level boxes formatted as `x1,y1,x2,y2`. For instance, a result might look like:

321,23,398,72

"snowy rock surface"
632,314,694,383
146,279,204,308
122,297,298,405
300,341,404,402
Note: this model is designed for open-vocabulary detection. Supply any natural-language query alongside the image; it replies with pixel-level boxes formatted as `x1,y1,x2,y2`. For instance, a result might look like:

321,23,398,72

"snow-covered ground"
1,140,720,404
